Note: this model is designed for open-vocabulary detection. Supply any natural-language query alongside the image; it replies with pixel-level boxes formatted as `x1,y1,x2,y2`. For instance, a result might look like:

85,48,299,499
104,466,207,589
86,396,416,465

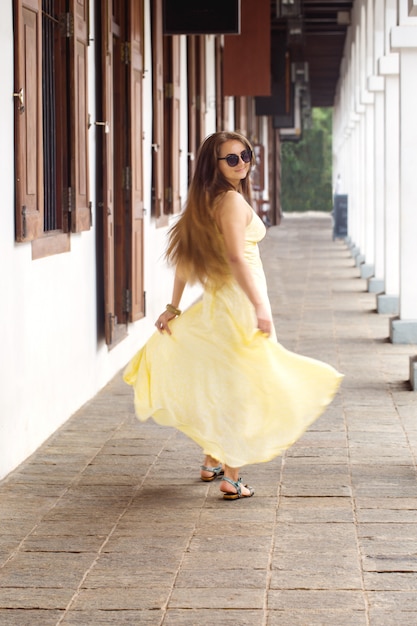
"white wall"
0,0,200,480
0,2,118,478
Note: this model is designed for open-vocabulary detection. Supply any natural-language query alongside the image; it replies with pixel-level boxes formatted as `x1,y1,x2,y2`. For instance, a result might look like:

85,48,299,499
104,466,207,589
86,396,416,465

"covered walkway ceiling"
272,0,354,107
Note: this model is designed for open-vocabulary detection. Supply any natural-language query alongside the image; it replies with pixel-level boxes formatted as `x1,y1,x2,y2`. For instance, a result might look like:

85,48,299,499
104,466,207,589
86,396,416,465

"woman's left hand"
155,310,176,335
255,302,272,337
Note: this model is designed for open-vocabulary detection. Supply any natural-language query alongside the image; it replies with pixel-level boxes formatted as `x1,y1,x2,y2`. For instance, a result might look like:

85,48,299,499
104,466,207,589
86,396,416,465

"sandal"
220,477,255,500
200,464,224,482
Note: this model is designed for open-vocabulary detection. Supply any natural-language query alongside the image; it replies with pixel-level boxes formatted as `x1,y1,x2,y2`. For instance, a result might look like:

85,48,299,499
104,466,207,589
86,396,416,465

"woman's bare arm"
217,191,272,335
155,270,186,335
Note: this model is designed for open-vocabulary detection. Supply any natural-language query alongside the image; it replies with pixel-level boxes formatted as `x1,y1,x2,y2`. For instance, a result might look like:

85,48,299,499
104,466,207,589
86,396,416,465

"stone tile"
193,520,273,537
0,588,74,609
181,551,270,570
29,519,115,537
120,509,200,528
199,508,276,525
364,572,417,591
356,508,417,523
0,552,95,588
188,534,271,553
281,448,349,464
174,568,266,589
163,609,263,625
367,610,417,626
168,587,264,609
60,610,164,625
83,561,176,589
272,522,359,552
356,523,417,541
268,589,365,610
0,610,64,625
269,565,362,591
281,482,352,497
113,520,196,538
22,535,105,553
368,591,417,611
362,554,417,573
106,526,191,547
71,587,168,611
267,609,367,625
276,496,354,523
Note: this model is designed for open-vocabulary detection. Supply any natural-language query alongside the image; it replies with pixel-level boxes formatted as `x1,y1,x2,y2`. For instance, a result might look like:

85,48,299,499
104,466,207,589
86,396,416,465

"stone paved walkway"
1,214,417,625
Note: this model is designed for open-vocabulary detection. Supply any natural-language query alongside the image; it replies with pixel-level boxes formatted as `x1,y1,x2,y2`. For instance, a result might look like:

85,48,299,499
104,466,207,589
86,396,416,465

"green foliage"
281,108,333,213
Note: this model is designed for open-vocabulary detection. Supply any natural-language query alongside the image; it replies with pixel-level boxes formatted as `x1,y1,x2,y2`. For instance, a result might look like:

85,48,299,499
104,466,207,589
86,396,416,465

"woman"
124,131,343,500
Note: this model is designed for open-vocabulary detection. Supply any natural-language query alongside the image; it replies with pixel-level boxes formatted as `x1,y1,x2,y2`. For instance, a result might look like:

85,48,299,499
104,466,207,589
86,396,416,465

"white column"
377,53,400,315
359,0,376,279
367,0,385,293
390,18,417,342
346,13,361,252
356,10,367,261
376,0,401,315
367,77,385,291
359,98,375,277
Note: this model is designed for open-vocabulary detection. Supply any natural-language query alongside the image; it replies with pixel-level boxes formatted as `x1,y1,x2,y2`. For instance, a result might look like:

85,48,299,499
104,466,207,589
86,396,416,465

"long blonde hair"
166,131,255,288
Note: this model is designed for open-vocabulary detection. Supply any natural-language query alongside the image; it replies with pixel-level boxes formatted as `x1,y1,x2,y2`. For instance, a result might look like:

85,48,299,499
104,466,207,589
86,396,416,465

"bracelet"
166,303,181,316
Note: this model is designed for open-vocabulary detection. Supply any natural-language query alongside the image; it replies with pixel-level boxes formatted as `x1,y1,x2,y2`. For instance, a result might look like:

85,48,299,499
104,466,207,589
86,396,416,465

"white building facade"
2,0,417,481
1,0,276,480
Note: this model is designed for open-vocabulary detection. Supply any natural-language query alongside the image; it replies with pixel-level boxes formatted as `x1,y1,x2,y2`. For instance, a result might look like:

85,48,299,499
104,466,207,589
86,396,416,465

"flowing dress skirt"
124,214,343,467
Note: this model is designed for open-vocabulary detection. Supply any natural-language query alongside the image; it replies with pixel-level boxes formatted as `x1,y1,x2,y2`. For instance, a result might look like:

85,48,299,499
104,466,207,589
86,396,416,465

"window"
98,0,145,345
13,0,91,256
150,0,181,224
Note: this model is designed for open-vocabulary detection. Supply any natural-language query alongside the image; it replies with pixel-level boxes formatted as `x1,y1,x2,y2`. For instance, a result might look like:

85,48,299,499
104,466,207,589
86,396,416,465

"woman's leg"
220,465,253,497
200,454,223,481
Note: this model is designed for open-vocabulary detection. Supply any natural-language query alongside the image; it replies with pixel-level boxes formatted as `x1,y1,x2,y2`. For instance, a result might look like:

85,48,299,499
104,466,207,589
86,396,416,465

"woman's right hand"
155,310,176,335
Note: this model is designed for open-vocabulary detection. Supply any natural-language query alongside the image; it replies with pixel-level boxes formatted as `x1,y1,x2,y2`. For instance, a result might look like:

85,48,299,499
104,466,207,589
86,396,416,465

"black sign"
333,194,348,239
163,0,241,35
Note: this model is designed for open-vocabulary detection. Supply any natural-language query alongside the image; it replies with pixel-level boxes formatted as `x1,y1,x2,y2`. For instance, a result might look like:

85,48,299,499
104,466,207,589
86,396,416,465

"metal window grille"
42,0,57,231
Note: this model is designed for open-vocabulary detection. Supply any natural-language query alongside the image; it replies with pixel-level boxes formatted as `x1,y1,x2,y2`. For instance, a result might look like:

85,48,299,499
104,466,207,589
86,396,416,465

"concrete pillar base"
390,318,417,344
409,356,417,391
368,278,384,293
377,294,399,315
360,264,374,279
355,254,366,267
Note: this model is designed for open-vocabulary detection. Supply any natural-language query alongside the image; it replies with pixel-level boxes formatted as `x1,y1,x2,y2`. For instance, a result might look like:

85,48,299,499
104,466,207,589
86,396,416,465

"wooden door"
187,36,197,182
100,0,144,343
127,0,145,321
101,0,115,344
152,0,166,225
197,36,206,146
163,36,181,214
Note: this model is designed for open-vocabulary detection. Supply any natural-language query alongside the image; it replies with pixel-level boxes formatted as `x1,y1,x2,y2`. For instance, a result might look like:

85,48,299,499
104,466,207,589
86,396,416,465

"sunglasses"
217,149,252,167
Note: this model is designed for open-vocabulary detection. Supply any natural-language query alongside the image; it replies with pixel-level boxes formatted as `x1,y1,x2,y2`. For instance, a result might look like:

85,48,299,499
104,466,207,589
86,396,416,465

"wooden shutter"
236,97,248,135
128,0,145,321
187,36,197,181
171,37,181,214
69,0,90,232
101,0,115,344
14,0,43,242
215,37,223,131
197,36,206,146
153,0,166,226
164,36,181,215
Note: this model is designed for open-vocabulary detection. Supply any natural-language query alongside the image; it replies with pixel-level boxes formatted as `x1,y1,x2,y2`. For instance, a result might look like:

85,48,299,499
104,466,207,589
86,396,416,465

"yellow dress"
123,211,343,468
